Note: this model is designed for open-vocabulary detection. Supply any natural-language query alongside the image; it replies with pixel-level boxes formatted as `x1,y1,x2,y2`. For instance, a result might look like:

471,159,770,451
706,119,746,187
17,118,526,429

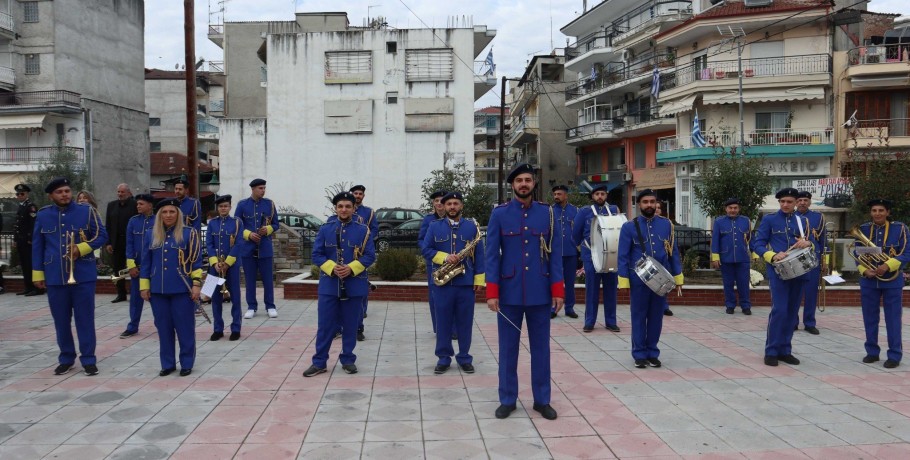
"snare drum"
634,256,676,296
772,247,818,280
590,214,627,273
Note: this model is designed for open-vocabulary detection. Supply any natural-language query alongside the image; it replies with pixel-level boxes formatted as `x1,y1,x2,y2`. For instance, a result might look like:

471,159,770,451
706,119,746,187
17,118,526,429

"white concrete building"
212,12,495,216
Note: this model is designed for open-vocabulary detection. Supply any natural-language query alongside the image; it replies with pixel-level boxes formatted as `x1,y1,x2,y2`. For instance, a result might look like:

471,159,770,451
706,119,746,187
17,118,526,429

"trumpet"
850,225,900,282
66,231,77,285
110,268,131,283
217,255,228,295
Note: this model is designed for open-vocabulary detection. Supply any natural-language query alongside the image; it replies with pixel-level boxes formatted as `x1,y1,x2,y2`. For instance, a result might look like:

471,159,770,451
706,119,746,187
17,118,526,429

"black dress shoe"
805,326,820,335
779,355,800,365
357,331,365,342
742,309,752,315
764,356,779,367
634,359,648,368
566,311,578,318
494,404,516,419
16,290,28,295
83,365,99,376
302,365,326,377
111,296,127,303
342,364,358,374
726,308,734,314
434,364,450,375
862,355,880,364
159,368,176,377
24,290,42,297
647,358,662,368
582,326,593,333
460,363,475,374
119,330,137,339
664,309,674,316
605,324,620,333
210,332,224,341
229,332,241,341
451,333,458,341
533,403,558,420
884,359,900,369
54,363,74,375
179,369,192,377
550,311,557,319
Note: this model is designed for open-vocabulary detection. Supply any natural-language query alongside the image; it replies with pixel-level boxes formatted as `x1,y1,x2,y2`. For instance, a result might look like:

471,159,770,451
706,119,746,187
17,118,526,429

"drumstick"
497,310,523,332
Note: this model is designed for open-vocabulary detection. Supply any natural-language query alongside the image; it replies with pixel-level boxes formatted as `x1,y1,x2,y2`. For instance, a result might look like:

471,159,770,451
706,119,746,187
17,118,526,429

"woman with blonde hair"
76,190,98,209
140,198,202,376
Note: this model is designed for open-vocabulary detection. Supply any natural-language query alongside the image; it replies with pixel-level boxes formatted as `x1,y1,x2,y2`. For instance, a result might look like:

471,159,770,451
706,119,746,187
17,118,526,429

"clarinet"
336,227,349,301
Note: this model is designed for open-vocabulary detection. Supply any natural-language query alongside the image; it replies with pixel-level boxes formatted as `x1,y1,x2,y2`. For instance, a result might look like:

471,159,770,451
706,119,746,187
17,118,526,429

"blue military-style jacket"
617,216,683,288
573,204,620,263
552,202,578,258
418,211,445,256
32,202,108,286
710,215,753,264
422,218,485,287
313,218,376,297
140,226,203,295
750,210,813,269
485,199,564,305
234,196,279,258
206,215,243,271
126,213,155,269
853,220,910,289
178,196,202,233
355,205,379,242
798,209,826,261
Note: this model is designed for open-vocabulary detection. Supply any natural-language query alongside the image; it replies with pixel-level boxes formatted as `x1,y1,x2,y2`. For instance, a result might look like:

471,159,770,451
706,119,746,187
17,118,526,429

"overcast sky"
146,0,905,110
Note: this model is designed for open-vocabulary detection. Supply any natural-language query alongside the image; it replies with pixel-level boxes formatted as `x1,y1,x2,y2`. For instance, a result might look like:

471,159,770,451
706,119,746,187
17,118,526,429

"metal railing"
658,127,833,152
509,116,539,143
567,31,617,60
209,99,224,112
567,119,615,139
197,119,219,134
474,60,495,78
851,118,910,138
208,61,224,72
566,1,692,59
0,12,13,34
625,105,671,127
0,66,13,86
0,147,86,163
0,90,82,109
566,54,672,100
208,24,224,35
847,43,910,66
658,54,830,90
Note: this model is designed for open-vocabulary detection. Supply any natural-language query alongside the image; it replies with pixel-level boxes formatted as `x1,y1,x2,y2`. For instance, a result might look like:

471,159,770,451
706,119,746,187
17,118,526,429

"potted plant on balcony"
659,51,676,68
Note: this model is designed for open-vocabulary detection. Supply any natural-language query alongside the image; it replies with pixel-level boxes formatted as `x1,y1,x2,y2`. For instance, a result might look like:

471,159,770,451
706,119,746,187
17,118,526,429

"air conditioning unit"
617,163,627,171
624,92,636,102
622,172,633,182
621,48,635,62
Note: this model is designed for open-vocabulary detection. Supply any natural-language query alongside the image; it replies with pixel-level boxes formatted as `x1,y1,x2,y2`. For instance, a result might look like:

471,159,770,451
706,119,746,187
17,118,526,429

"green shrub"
682,248,702,277
375,249,419,281
310,265,321,279
416,257,427,275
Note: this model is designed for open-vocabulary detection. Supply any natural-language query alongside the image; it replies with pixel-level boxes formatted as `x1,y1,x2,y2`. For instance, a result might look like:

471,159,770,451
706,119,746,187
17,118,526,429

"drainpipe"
85,108,93,185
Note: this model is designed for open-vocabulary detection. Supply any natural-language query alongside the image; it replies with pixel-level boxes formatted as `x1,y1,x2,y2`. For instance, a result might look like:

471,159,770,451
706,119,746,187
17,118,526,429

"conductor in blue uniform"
350,185,378,341
303,191,376,377
574,184,622,332
854,199,909,369
418,189,448,335
617,189,683,368
423,191,484,375
120,193,156,338
486,163,564,421
236,178,279,319
33,177,108,376
207,194,244,341
795,190,826,335
174,178,201,233
710,197,754,315
140,198,203,376
551,185,578,319
750,187,812,367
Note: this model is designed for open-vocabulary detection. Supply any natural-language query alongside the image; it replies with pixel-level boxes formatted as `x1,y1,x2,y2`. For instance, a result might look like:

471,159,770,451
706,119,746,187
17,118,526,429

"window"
25,54,39,75
486,136,496,149
386,92,398,104
633,142,646,169
405,49,454,82
580,152,600,174
325,51,373,84
23,2,39,23
755,111,789,132
149,117,161,127
386,41,397,53
150,142,161,152
608,146,624,170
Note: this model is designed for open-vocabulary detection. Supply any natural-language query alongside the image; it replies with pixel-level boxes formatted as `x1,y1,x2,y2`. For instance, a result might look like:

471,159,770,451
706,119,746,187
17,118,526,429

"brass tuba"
849,225,900,282
433,230,483,286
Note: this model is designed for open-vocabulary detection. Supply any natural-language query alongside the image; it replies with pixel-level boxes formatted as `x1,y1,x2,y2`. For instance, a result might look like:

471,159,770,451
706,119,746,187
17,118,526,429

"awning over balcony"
0,173,28,198
851,75,910,88
0,114,46,130
660,95,698,116
702,87,825,105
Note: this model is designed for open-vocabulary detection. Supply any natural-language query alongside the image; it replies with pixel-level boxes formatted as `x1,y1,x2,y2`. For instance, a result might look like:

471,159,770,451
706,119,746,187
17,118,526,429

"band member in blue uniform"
423,191,484,374
751,187,812,367
140,198,203,377
854,199,909,369
120,194,156,338
617,189,683,368
710,197,754,315
207,195,244,341
33,178,108,376
486,163,564,421
573,184,621,332
418,190,450,335
236,179,279,319
795,191,826,335
174,178,201,233
303,191,376,377
350,185,377,340
551,185,578,319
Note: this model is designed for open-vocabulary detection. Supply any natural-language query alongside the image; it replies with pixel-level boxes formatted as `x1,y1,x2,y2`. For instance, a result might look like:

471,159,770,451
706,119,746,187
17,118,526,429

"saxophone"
433,229,483,286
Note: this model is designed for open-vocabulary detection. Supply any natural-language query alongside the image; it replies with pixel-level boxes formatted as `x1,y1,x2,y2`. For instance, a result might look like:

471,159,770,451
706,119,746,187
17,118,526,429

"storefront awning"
659,94,698,116
0,114,47,130
703,87,825,105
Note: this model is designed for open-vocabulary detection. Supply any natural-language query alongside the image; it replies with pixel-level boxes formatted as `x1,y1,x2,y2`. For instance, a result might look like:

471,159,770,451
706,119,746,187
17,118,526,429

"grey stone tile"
170,390,227,406
360,441,424,459
304,421,366,443
710,426,791,451
125,422,193,444
657,429,733,454
313,404,370,422
4,421,87,445
830,403,907,422
68,422,143,444
869,420,910,443
638,408,707,432
765,424,849,448
364,420,423,442
421,402,476,420
321,389,372,405
0,404,58,423
616,395,674,414
818,421,900,445
149,404,214,423
296,442,363,460
0,444,57,460
107,443,178,460
477,417,539,438
423,419,481,441
485,436,552,460
0,423,29,443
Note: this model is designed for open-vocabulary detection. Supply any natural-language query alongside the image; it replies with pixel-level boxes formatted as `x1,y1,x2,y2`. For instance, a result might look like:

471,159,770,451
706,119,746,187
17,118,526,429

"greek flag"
483,49,495,77
692,109,706,148
650,66,660,98
590,65,598,82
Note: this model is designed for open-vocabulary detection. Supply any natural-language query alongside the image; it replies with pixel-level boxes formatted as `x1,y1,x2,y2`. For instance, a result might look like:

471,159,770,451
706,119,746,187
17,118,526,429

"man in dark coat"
105,183,137,302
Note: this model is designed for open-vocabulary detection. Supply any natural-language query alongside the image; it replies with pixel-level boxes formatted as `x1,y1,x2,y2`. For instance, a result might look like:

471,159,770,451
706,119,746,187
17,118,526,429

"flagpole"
737,37,745,153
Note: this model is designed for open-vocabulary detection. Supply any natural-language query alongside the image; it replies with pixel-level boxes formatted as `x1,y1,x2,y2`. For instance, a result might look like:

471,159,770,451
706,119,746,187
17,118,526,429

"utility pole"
185,0,199,196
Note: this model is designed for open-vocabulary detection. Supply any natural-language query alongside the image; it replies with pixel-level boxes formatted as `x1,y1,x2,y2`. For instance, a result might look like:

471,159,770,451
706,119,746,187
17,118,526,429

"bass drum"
591,214,627,273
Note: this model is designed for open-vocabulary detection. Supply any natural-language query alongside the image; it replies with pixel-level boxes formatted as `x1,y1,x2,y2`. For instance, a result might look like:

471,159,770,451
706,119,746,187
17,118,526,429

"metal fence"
0,90,82,109
659,54,830,90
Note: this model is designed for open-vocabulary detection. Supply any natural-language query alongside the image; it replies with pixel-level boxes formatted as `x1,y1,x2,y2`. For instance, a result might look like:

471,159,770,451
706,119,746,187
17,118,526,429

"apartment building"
473,106,510,191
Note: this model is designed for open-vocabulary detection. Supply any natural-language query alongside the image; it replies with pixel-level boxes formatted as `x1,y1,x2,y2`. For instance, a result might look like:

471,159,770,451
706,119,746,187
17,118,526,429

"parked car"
376,207,425,231
278,212,324,241
375,218,423,253
674,225,712,268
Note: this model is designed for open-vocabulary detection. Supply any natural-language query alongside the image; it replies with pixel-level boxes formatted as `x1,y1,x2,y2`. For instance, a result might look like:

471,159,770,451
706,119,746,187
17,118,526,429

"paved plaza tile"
0,289,909,458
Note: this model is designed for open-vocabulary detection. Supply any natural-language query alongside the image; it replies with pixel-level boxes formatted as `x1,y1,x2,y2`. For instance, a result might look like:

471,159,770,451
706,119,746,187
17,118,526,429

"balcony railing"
208,61,224,72
0,147,86,164
850,118,910,139
0,90,82,110
658,54,830,91
474,61,496,79
847,44,910,66
197,119,219,134
509,116,539,143
566,53,672,101
567,30,618,60
209,99,224,113
567,120,615,139
208,24,224,35
0,11,14,35
566,1,692,60
658,127,833,152
0,66,13,87
625,105,672,127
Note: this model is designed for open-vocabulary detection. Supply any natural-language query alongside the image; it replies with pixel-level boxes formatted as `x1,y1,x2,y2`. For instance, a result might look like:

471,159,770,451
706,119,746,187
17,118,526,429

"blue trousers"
242,256,274,311
765,270,803,357
150,293,196,370
498,303,550,406
432,285,474,366
861,286,903,362
798,266,821,327
552,255,577,315
211,265,242,334
47,283,97,366
583,261,618,327
313,294,362,368
629,282,666,360
125,276,146,333
720,262,752,310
